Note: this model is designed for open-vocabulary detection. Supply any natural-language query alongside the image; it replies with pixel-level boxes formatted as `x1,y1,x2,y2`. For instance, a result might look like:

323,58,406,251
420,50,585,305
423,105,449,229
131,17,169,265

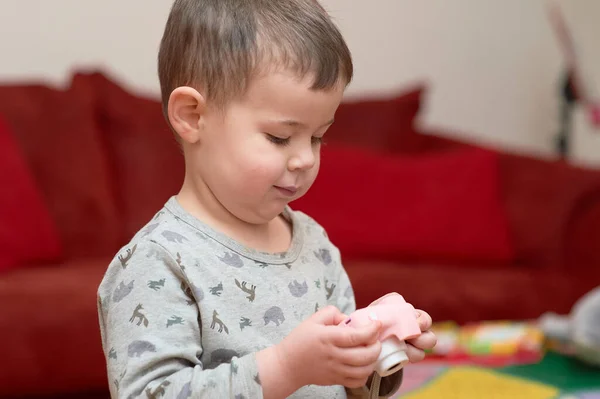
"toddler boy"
97,1,436,398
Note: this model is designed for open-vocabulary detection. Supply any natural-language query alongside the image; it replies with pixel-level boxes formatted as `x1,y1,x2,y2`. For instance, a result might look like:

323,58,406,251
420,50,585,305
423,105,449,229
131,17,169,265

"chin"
260,203,289,221
235,204,287,225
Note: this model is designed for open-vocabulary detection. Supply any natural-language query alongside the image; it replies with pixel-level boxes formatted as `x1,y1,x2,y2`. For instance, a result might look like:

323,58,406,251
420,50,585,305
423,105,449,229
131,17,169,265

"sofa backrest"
4,71,600,270
72,73,184,245
0,80,121,259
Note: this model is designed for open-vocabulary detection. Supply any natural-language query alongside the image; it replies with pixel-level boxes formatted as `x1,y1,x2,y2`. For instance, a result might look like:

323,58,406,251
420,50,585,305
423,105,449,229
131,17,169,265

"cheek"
232,145,287,188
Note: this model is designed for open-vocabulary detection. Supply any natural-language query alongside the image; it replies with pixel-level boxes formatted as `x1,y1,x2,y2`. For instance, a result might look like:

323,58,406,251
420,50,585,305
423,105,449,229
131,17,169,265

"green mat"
501,351,600,392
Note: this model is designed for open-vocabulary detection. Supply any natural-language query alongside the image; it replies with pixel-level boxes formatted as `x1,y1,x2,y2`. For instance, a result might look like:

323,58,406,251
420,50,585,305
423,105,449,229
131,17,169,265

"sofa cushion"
293,146,515,264
0,116,62,271
344,260,600,324
73,72,184,244
0,258,110,396
0,80,121,258
499,154,600,268
325,85,425,153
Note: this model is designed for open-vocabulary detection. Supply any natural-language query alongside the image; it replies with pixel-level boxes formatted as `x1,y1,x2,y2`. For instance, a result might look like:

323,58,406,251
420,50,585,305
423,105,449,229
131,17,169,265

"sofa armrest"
565,188,600,271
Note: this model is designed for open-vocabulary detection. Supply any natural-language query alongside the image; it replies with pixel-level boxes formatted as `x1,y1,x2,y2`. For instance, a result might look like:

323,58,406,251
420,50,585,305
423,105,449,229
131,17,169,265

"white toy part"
539,286,600,367
376,336,409,377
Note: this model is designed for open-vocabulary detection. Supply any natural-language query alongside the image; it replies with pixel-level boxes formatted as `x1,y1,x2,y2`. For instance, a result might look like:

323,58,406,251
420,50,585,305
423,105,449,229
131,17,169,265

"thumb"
337,319,382,347
311,305,347,326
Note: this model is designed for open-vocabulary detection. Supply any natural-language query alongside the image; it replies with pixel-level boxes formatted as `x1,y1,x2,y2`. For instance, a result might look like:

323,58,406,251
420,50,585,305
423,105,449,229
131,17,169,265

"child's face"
190,69,345,224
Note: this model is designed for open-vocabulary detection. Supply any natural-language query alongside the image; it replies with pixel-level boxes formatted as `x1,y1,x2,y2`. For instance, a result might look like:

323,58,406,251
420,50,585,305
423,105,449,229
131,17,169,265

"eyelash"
266,135,290,146
266,134,324,146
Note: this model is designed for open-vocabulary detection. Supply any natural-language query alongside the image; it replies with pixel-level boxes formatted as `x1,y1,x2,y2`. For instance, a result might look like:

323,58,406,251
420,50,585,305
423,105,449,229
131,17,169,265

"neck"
176,172,290,253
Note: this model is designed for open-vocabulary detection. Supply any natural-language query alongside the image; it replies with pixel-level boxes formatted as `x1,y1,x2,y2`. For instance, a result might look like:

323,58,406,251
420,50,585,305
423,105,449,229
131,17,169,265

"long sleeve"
97,240,263,399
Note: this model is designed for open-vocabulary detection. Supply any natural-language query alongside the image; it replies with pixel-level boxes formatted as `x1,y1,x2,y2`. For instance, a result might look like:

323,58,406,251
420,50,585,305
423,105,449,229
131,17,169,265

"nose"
288,144,317,172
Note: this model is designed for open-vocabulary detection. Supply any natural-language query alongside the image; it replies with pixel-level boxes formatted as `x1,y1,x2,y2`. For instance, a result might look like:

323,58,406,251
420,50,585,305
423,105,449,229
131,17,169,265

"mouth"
274,185,298,197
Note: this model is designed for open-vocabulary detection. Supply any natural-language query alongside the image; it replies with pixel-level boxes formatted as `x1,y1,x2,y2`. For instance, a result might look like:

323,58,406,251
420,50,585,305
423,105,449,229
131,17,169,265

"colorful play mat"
393,320,600,398
394,352,600,398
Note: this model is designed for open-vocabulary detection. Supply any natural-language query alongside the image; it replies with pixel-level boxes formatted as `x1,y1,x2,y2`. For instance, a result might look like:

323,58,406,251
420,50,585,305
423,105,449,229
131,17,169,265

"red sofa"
1,71,600,397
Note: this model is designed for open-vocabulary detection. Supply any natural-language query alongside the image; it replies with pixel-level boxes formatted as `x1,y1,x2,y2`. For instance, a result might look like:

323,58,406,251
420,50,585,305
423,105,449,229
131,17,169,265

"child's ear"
167,87,206,144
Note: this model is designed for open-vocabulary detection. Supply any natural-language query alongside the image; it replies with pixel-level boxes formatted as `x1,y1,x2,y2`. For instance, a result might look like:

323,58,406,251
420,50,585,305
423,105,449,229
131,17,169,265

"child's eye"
266,134,290,146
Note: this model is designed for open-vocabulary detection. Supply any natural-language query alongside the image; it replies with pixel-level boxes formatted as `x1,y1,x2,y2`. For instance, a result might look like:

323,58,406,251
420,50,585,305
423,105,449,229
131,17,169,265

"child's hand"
276,305,383,390
369,293,437,363
406,309,437,362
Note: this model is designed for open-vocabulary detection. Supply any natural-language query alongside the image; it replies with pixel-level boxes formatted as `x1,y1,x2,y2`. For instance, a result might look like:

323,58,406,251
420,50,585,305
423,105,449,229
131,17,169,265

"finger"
405,343,426,363
339,363,376,382
336,341,381,367
333,320,382,348
415,309,433,332
407,331,437,351
311,305,346,326
333,312,350,326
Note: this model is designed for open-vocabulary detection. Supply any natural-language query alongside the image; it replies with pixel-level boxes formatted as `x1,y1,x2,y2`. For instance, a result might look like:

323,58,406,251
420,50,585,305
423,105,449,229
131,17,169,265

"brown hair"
158,0,353,117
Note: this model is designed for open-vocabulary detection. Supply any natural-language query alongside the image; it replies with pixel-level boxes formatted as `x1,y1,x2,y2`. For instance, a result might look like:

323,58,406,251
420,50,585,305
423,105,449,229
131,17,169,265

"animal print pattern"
97,199,358,399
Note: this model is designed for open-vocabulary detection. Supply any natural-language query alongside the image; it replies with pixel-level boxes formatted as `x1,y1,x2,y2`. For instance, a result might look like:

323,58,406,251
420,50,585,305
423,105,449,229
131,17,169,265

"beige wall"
1,1,599,164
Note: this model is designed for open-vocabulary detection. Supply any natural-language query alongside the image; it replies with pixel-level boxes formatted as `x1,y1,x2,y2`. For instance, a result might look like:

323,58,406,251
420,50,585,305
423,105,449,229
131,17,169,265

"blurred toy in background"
426,321,544,367
539,286,600,367
425,285,600,369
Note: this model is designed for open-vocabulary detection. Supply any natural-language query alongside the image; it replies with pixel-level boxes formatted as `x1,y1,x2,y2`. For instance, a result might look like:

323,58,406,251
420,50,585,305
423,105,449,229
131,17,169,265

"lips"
275,186,298,196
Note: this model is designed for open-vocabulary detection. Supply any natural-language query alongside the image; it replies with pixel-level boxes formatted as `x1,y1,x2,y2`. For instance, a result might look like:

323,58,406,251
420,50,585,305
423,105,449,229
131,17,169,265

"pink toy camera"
341,293,421,377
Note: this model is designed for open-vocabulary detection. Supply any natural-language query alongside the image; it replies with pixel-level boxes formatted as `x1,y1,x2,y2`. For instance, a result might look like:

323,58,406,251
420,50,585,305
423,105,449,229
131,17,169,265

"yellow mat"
402,367,559,399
